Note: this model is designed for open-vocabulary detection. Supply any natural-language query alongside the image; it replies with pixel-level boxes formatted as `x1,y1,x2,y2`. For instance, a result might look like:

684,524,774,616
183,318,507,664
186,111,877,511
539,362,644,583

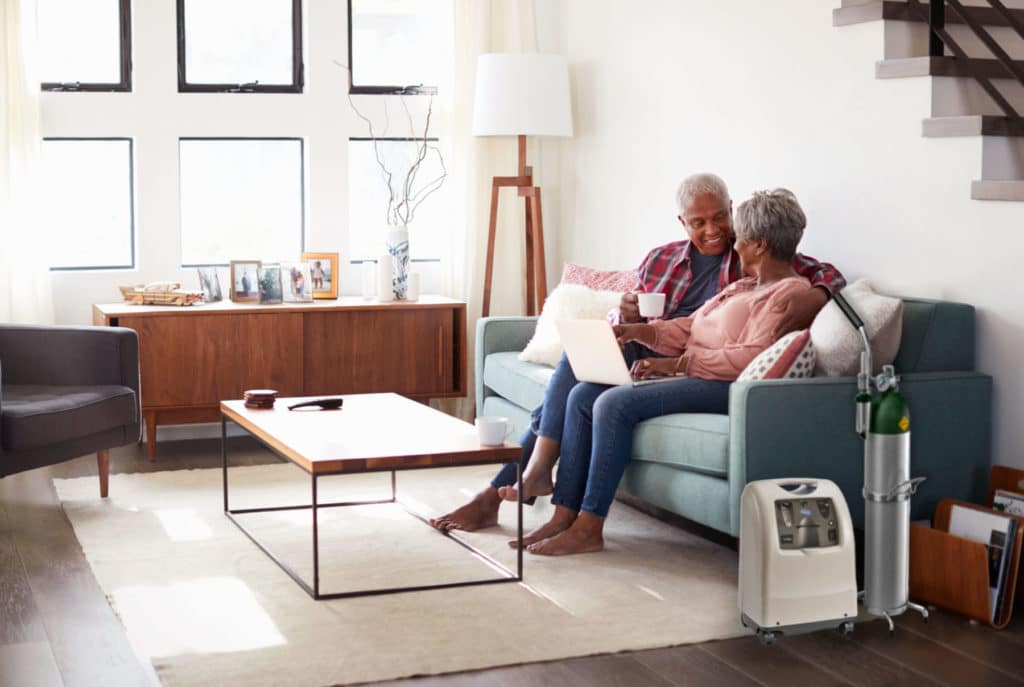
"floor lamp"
472,53,573,317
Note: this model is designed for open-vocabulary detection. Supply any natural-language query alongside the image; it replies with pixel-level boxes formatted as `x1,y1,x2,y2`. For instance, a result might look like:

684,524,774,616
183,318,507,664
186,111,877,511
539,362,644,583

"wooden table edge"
219,402,521,475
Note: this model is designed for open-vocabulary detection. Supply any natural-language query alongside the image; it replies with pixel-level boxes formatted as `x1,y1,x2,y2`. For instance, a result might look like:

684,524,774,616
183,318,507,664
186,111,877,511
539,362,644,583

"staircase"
835,0,1024,200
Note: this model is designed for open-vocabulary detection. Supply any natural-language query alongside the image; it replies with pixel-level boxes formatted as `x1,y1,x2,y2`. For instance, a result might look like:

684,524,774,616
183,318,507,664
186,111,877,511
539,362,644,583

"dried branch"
335,61,446,228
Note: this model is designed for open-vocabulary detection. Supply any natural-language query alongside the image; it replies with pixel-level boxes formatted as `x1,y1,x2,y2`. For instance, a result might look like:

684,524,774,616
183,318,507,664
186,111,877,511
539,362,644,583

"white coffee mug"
475,416,512,446
637,292,667,318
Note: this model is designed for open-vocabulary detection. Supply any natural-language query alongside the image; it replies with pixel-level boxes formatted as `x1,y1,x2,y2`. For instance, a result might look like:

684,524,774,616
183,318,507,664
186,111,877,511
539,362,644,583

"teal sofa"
476,298,992,537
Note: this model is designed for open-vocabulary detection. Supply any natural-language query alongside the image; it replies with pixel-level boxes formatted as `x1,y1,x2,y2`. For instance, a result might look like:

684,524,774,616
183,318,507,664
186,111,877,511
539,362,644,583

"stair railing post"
929,0,946,56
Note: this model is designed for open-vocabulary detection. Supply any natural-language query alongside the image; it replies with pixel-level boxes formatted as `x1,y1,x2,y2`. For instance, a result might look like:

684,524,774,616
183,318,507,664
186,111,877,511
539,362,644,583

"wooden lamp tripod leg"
524,194,536,317
482,181,500,318
529,187,548,312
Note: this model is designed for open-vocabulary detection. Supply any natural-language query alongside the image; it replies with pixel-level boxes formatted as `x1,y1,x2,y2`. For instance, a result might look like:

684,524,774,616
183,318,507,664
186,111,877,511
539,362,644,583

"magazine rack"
908,466,1024,629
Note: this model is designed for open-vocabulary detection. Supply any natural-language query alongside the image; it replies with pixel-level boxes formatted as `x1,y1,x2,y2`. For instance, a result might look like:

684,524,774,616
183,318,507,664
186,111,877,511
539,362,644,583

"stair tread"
835,1,1024,28
877,56,1024,80
923,115,1024,137
971,179,1024,201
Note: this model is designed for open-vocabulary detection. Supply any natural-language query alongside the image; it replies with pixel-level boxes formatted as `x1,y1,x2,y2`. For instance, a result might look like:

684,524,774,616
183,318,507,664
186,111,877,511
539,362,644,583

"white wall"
548,0,1024,468
43,0,442,325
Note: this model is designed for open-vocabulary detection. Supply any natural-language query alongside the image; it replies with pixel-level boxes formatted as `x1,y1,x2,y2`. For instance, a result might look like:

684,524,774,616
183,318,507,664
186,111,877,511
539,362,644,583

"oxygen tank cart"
832,292,930,636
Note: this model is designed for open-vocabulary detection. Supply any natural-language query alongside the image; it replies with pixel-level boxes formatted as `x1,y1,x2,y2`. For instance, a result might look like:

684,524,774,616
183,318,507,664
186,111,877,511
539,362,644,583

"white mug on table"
475,416,512,446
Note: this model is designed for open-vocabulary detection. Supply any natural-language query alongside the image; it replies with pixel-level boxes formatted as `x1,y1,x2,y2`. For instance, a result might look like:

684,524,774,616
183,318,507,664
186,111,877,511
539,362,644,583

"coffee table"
220,393,523,600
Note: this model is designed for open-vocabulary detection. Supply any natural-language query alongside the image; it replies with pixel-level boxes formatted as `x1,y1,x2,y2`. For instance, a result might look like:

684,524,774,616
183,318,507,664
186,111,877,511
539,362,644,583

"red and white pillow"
560,262,638,292
738,329,816,381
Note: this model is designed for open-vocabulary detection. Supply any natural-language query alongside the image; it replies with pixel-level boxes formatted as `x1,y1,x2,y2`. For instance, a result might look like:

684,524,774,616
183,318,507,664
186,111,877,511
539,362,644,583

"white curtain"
435,0,538,420
0,0,54,323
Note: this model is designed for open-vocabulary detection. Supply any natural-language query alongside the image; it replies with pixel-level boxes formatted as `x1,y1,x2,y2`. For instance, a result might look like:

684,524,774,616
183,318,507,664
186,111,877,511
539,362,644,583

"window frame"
346,0,438,95
41,0,133,92
177,136,306,268
175,0,304,94
42,137,136,272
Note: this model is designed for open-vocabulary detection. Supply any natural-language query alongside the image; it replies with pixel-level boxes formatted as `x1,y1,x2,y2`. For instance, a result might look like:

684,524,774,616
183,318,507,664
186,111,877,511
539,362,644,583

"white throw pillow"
519,283,624,367
810,279,903,377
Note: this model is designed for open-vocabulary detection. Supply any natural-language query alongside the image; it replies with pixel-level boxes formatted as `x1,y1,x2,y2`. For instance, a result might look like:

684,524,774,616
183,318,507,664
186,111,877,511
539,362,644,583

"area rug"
54,464,745,686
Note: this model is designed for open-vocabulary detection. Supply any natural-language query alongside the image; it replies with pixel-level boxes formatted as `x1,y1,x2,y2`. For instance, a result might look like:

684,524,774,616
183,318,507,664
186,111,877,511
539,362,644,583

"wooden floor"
3,437,1024,687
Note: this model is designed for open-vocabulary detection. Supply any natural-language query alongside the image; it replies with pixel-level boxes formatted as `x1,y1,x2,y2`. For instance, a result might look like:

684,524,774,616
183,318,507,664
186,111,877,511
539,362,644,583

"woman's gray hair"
734,188,805,260
676,173,730,213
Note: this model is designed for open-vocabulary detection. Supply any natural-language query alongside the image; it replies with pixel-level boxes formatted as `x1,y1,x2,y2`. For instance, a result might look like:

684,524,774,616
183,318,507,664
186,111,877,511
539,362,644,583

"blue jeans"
551,377,731,517
489,343,651,490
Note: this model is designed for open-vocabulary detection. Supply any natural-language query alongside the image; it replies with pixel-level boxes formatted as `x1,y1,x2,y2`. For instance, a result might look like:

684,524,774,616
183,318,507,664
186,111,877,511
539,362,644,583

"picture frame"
196,266,223,302
257,264,283,305
230,260,261,303
281,261,314,302
301,252,339,299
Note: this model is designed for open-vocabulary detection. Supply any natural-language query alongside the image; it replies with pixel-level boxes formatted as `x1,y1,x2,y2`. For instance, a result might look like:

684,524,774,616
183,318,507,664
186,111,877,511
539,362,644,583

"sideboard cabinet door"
121,313,304,407
304,308,454,397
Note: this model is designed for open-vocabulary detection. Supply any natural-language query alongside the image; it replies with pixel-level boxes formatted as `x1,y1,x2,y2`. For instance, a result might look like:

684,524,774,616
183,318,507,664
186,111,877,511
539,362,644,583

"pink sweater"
649,276,812,381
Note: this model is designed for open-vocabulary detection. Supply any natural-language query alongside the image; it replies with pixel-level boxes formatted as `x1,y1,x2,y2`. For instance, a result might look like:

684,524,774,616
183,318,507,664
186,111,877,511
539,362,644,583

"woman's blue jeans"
551,377,731,517
489,343,652,490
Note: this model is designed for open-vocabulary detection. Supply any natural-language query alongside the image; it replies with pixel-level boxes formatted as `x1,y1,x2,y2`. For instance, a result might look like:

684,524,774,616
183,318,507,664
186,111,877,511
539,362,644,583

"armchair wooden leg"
98,450,110,498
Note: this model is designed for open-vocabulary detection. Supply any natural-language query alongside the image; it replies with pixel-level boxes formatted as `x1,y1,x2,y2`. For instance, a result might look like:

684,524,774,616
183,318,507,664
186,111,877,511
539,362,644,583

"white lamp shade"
472,53,573,138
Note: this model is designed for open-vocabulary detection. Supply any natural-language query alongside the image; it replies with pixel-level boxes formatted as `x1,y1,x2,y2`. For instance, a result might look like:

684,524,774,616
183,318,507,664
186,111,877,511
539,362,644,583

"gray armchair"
0,324,141,497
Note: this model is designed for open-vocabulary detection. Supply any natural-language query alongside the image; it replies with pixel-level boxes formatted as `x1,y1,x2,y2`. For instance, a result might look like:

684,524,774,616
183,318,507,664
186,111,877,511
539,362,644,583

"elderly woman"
523,189,814,555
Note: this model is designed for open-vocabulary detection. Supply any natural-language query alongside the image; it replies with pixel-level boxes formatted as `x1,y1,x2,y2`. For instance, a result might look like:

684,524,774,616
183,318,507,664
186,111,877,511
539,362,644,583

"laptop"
555,319,683,387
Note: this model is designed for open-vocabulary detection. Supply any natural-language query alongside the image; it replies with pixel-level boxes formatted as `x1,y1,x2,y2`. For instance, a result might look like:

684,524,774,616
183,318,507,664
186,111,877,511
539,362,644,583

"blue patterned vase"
387,226,410,300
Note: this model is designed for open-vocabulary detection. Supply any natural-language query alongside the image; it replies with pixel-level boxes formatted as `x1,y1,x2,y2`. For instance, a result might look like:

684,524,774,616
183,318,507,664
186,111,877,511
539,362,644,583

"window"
348,138,446,261
347,0,452,94
177,0,303,92
39,0,131,91
40,139,134,270
179,139,304,266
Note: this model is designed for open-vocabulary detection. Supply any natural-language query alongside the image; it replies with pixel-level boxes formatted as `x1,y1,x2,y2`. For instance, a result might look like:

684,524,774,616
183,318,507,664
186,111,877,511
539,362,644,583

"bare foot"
498,462,555,502
527,512,605,556
499,436,559,502
507,506,577,549
428,488,501,532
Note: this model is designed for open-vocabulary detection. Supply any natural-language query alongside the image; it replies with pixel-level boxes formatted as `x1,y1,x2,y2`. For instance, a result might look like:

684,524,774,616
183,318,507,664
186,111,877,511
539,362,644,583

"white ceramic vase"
386,226,410,300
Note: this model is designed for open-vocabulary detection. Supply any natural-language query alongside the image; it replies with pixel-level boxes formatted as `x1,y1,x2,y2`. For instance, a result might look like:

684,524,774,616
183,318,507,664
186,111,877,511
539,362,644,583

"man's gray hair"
734,188,805,260
676,173,731,212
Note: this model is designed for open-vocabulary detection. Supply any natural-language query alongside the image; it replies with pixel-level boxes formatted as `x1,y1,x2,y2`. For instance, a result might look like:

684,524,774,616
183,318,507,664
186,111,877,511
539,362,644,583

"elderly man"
429,173,845,533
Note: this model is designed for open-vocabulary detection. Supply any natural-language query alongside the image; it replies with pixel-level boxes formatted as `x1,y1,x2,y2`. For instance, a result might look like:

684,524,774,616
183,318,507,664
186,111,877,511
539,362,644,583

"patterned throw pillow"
738,330,815,381
560,262,638,292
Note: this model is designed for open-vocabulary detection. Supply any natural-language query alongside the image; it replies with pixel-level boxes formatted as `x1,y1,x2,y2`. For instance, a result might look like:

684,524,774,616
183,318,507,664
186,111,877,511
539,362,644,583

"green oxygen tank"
863,366,913,617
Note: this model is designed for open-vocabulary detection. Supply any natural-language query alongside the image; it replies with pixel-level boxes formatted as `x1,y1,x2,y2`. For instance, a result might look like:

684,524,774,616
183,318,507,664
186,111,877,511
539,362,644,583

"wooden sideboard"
93,296,467,458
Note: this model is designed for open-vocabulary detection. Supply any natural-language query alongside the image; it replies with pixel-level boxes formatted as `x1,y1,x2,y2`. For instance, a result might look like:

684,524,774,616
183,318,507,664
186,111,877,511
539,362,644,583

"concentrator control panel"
774,498,839,549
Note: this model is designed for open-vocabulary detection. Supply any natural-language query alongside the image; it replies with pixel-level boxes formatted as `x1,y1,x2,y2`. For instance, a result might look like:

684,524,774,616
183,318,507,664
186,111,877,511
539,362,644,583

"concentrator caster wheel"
841,621,855,636
757,630,776,646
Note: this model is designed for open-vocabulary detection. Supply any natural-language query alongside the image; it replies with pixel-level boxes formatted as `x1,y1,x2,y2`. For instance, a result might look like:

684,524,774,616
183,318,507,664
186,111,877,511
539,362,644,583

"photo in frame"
230,260,261,303
281,261,313,302
258,264,283,305
301,252,339,299
196,266,223,302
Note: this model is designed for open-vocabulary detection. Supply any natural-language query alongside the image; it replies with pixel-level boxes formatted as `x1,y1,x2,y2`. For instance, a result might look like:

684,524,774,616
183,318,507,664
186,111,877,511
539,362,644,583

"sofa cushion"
519,284,623,367
811,280,903,376
738,329,815,381
1,384,138,452
632,413,731,478
483,352,555,413
560,262,638,292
